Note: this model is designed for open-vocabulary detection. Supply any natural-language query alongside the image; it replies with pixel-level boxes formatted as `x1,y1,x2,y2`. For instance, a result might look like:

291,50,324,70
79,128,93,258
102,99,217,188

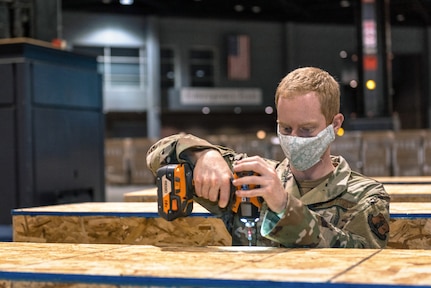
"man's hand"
232,156,288,214
192,149,233,208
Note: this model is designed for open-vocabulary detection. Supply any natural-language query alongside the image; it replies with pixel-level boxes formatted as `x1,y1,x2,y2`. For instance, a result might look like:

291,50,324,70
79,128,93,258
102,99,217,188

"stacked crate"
105,138,156,185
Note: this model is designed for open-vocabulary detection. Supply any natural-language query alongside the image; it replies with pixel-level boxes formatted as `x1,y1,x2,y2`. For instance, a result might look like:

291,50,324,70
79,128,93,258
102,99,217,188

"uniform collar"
286,155,351,205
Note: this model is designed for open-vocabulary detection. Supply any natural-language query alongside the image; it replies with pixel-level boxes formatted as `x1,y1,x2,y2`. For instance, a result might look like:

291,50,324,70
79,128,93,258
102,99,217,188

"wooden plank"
12,202,231,246
335,249,431,286
123,187,157,202
390,202,431,216
385,184,431,202
12,202,431,249
1,243,431,287
0,243,392,287
374,176,431,184
389,202,431,249
120,187,431,248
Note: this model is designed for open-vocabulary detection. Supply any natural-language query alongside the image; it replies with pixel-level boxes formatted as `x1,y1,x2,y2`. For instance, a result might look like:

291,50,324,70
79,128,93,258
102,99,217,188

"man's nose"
290,129,299,137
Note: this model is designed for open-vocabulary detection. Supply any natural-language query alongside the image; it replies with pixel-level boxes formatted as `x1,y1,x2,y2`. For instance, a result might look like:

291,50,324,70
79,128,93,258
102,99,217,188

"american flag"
227,34,250,80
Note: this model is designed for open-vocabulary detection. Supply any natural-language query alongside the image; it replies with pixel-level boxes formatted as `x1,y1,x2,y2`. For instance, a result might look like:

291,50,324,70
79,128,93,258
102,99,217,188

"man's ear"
332,113,344,131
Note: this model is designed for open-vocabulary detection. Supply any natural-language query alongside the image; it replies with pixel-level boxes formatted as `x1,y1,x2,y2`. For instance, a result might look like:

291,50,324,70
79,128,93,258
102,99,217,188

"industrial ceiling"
61,0,431,26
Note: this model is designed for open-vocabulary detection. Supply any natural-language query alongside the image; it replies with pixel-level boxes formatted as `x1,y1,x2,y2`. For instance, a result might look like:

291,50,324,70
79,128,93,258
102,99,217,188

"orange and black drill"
156,163,261,245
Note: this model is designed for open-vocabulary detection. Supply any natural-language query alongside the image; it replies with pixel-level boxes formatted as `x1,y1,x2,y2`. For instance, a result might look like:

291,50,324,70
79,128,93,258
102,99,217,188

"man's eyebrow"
277,120,318,127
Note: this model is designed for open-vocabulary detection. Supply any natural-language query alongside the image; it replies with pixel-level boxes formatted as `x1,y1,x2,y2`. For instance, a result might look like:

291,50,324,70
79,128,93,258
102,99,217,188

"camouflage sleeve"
260,187,390,248
260,194,321,247
146,133,237,175
145,133,245,236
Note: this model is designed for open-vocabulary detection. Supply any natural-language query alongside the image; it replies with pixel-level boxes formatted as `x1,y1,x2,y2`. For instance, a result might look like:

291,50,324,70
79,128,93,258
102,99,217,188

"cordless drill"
156,163,194,221
156,163,261,244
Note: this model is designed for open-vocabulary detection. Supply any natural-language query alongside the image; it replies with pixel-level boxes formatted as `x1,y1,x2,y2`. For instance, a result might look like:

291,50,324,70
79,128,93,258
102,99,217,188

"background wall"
62,12,431,137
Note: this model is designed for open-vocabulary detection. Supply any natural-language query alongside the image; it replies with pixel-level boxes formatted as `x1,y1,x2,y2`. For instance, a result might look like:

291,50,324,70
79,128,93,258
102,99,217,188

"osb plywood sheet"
385,184,431,202
388,218,431,249
12,202,431,249
335,249,431,286
13,214,231,246
374,176,431,183
123,187,157,202
13,202,209,214
0,242,115,269
13,202,230,246
28,245,281,280
221,248,379,283
390,202,431,215
386,202,431,249
3,243,431,287
14,214,431,249
0,243,379,287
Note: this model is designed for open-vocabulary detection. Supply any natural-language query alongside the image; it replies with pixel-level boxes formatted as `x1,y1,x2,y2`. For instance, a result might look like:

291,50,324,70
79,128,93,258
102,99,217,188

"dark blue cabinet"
0,40,104,224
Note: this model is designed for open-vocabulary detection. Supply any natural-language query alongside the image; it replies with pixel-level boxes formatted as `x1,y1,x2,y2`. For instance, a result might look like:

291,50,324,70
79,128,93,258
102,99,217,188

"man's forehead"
277,119,321,127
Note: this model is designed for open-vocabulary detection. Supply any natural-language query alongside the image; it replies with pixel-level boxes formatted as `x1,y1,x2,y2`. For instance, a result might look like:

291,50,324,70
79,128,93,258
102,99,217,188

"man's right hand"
192,149,233,208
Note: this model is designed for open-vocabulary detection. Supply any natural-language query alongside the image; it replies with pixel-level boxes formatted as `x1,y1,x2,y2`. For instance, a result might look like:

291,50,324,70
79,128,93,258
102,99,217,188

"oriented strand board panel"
374,176,431,184
388,202,431,249
1,243,431,287
385,184,431,202
389,202,431,249
123,187,157,202
390,202,431,215
0,243,380,287
388,218,431,249
221,248,381,283
335,249,431,286
12,202,231,246
12,202,431,249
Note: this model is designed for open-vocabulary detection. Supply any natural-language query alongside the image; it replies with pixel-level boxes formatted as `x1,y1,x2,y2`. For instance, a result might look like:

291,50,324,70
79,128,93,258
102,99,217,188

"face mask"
277,124,335,171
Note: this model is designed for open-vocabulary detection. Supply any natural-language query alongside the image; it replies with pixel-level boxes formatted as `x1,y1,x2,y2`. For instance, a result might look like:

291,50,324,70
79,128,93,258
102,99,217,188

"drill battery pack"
156,163,194,221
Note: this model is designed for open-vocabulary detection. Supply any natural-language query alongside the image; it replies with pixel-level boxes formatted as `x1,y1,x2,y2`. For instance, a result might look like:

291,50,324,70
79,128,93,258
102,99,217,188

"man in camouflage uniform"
147,67,390,248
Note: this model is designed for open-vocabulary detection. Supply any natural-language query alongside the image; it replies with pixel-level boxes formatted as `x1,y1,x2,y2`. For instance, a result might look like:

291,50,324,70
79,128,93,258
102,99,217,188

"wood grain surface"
1,243,431,287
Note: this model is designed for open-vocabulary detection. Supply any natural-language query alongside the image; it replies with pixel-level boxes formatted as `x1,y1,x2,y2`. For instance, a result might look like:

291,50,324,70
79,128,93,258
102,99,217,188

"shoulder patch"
368,213,389,240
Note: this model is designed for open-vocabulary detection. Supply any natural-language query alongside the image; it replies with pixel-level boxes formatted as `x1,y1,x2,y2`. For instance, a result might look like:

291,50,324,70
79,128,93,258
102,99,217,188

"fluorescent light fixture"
119,0,134,5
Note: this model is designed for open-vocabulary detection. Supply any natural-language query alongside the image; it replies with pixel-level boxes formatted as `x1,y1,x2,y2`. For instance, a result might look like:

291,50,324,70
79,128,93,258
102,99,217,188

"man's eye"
280,127,292,135
299,128,315,137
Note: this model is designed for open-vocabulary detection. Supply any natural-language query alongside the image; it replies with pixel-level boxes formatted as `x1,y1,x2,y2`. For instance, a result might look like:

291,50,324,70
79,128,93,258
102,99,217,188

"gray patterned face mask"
277,124,335,171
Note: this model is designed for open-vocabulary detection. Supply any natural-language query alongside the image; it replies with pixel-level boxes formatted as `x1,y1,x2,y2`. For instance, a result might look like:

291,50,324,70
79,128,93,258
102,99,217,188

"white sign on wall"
180,87,262,106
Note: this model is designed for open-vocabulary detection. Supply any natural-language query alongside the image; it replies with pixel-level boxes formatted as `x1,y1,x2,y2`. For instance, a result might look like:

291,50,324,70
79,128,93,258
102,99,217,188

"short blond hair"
275,67,340,124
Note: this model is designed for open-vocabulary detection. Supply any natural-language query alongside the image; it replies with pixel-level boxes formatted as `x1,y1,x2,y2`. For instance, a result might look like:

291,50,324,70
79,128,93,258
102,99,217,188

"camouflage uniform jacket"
146,133,390,248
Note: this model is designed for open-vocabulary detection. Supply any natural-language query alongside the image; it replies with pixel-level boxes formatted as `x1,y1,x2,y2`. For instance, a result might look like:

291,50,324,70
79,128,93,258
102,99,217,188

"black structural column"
360,0,392,118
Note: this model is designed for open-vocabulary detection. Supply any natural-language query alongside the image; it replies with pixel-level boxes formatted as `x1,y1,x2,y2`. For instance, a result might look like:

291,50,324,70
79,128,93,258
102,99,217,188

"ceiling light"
119,0,133,5
234,5,244,12
340,0,350,8
396,14,405,22
251,6,261,13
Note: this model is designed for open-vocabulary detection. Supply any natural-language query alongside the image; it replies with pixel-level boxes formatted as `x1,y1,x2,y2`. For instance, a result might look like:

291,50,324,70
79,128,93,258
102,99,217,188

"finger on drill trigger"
236,187,259,198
